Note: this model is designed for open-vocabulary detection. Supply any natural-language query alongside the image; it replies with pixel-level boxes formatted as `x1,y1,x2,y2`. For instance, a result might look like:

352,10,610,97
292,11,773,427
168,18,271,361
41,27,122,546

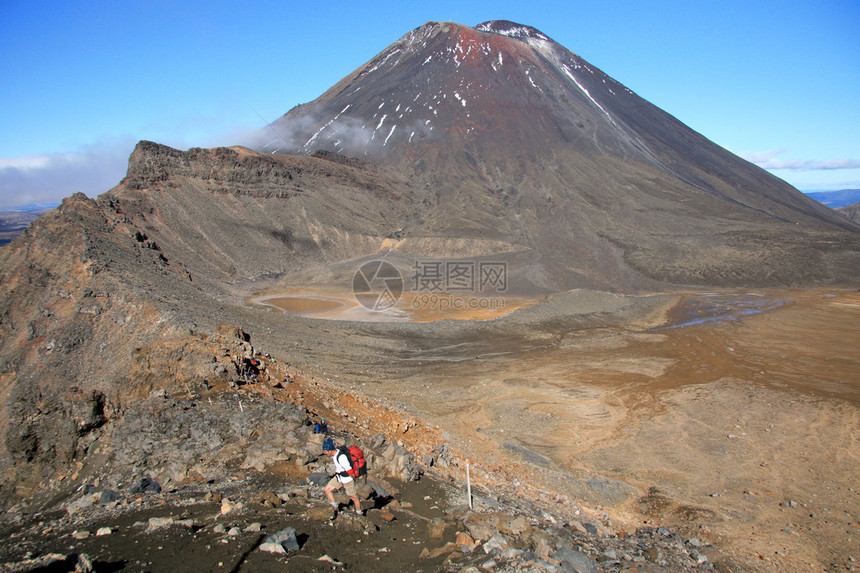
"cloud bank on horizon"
739,150,860,171
737,150,860,192
0,140,133,210
0,125,264,210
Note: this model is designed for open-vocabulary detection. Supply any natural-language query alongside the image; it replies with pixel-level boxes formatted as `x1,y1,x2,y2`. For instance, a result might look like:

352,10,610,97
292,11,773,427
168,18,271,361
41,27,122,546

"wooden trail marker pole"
466,459,472,509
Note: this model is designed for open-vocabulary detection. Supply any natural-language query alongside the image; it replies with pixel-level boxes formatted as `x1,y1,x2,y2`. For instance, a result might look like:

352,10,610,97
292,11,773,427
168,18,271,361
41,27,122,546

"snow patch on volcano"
562,65,617,127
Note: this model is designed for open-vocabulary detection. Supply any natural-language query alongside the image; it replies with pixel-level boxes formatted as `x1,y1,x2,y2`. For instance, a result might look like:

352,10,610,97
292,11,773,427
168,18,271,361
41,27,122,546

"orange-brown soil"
268,289,859,572
443,291,860,571
252,289,538,322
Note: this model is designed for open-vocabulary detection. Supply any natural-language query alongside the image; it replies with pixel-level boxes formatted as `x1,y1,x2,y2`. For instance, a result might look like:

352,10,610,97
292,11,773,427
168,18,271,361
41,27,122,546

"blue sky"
1,0,858,209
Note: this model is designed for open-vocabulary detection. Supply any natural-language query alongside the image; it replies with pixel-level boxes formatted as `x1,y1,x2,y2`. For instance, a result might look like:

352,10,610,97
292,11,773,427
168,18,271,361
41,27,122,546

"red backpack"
338,445,367,477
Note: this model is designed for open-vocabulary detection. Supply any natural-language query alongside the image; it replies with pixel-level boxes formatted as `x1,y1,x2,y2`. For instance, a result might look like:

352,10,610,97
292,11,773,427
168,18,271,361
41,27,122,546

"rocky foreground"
0,323,725,572
0,383,721,573
1,276,856,571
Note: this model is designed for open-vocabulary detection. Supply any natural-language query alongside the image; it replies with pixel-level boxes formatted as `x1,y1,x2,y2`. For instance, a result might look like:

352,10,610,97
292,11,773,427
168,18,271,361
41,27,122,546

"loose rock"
265,526,301,551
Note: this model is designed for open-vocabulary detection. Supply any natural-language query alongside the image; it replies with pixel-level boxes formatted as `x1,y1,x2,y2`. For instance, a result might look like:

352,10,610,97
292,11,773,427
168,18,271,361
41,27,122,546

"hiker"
322,438,362,515
240,358,257,383
248,358,260,379
314,418,328,434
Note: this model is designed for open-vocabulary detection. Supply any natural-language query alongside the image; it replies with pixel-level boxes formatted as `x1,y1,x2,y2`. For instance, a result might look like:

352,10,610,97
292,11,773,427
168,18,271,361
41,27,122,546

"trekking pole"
466,459,472,509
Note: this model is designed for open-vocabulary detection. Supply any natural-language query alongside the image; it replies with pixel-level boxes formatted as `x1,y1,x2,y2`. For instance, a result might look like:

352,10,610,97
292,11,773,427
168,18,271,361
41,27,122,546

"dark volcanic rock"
108,395,308,486
128,477,161,494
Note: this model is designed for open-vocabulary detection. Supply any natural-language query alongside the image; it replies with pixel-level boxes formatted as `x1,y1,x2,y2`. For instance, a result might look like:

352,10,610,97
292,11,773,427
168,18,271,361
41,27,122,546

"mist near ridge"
251,110,433,157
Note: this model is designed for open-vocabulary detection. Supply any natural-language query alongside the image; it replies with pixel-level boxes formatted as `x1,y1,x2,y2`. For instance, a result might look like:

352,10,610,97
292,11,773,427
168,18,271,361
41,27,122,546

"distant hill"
0,202,59,246
837,202,860,224
804,189,860,208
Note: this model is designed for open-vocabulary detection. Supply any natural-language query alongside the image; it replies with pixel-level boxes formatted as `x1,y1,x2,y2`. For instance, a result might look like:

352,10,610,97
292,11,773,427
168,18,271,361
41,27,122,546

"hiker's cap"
322,438,334,451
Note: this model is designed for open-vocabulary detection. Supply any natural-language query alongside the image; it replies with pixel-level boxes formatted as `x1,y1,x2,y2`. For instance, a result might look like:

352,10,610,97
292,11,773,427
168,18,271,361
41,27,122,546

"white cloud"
740,149,860,171
0,155,53,170
0,138,136,210
809,159,860,170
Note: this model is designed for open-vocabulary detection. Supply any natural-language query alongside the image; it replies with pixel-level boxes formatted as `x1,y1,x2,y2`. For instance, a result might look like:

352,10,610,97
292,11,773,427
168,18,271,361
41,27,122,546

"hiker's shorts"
327,476,356,497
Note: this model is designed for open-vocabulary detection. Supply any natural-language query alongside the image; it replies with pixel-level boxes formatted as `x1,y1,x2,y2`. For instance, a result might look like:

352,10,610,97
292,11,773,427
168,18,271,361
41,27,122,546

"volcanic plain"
239,277,860,572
